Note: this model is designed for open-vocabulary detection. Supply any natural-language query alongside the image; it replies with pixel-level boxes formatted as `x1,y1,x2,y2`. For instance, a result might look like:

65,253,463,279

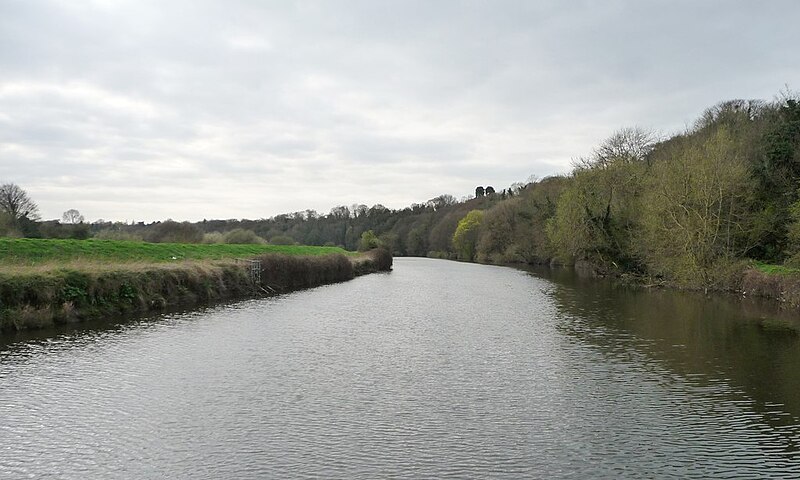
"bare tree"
591,127,658,167
62,209,85,224
695,99,765,131
0,182,40,222
426,194,457,211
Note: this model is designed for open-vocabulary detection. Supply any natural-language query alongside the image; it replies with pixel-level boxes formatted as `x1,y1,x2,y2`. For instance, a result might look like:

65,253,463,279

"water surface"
1,258,799,478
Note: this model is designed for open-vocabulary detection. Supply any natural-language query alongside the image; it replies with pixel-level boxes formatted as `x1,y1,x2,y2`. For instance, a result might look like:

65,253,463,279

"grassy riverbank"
0,238,350,267
0,239,391,332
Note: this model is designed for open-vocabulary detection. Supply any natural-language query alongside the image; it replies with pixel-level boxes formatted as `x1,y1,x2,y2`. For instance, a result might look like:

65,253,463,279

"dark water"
1,258,800,479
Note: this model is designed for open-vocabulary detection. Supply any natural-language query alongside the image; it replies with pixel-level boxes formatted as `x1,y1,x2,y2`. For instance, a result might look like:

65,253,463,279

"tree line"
3,89,799,288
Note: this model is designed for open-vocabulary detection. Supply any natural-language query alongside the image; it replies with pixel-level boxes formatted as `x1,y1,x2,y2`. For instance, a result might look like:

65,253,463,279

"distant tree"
695,99,765,131
485,186,495,195
0,182,40,222
329,205,351,219
223,228,265,244
426,194,457,211
406,226,428,256
0,212,20,237
368,204,390,217
358,230,381,251
270,234,295,245
201,232,225,244
378,232,398,254
589,126,657,167
146,220,203,243
429,211,460,254
475,186,485,197
476,200,517,262
62,209,85,224
352,204,369,218
452,210,484,261
510,181,528,194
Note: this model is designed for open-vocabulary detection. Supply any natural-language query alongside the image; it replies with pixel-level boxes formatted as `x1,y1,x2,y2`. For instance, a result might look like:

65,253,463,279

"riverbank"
569,261,800,311
0,248,392,332
426,252,800,312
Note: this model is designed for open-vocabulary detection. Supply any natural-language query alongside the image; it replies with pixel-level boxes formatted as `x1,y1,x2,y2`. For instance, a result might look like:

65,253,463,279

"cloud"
1,0,799,221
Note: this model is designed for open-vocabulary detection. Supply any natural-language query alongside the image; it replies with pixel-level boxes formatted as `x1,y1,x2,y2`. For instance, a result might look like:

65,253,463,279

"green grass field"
753,262,800,276
0,238,351,266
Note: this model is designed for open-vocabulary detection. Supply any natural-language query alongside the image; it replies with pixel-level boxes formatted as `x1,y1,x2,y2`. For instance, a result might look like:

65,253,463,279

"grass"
753,262,800,276
0,240,392,331
0,238,352,268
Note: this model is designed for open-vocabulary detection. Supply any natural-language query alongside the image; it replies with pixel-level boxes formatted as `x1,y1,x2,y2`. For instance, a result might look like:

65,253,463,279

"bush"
202,232,225,244
270,234,296,245
0,212,21,238
146,221,203,244
255,253,354,291
93,229,143,241
353,247,393,274
223,228,265,244
358,230,381,251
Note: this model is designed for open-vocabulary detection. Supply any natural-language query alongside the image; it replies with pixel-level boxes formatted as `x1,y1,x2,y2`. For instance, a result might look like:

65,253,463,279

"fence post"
237,258,262,293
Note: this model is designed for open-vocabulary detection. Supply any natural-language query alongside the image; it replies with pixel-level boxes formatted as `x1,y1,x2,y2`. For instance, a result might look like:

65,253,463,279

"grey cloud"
1,0,799,221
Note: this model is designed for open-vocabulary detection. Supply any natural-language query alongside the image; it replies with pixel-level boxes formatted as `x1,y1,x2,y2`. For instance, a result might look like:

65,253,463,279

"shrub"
94,229,144,241
0,212,21,238
223,228,265,244
202,232,225,244
358,230,381,251
146,221,203,244
255,253,354,291
270,234,296,245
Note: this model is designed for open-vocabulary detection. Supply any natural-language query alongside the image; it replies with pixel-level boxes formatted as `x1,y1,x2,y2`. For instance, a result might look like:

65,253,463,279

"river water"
1,258,799,478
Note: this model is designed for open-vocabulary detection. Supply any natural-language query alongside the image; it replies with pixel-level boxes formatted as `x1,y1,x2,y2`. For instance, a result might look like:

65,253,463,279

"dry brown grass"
741,269,800,309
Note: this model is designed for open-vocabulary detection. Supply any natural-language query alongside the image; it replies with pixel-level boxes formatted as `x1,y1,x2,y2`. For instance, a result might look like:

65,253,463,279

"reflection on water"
1,258,799,478
534,266,800,423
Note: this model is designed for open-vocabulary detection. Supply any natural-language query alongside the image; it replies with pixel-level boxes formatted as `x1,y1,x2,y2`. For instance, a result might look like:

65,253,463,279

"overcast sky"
1,0,799,222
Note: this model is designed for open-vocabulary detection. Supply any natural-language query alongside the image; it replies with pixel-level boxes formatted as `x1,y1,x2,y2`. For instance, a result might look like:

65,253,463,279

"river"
1,258,799,478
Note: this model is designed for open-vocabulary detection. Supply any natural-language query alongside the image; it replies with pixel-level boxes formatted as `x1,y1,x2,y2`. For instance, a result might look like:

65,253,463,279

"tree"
358,230,381,251
485,186,495,195
590,126,657,167
639,127,755,286
146,220,203,243
62,209,85,224
0,212,20,237
0,182,40,222
223,228,265,244
452,210,484,261
426,194,457,211
475,186,485,197
270,234,295,245
547,128,653,269
476,199,517,262
786,197,800,263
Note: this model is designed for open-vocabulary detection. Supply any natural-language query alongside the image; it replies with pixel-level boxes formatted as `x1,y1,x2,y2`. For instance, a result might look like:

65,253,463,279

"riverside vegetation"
0,238,392,331
2,90,799,307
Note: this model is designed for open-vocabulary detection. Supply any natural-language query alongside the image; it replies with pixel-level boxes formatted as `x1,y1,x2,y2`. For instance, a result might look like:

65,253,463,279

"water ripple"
1,259,799,478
